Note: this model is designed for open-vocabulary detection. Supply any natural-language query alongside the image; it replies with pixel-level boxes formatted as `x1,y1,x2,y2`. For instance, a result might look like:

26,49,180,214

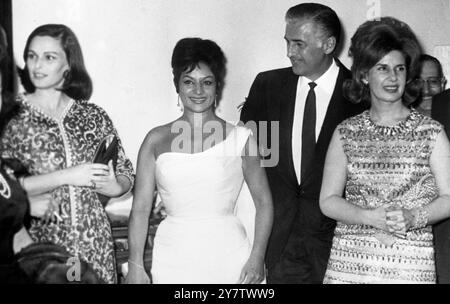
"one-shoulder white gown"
151,126,254,283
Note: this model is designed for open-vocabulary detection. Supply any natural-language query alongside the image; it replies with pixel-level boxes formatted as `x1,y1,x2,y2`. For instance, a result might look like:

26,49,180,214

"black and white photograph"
1,0,450,295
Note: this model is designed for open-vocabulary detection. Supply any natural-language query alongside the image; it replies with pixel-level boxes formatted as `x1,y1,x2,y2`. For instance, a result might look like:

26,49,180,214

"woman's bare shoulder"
141,123,172,148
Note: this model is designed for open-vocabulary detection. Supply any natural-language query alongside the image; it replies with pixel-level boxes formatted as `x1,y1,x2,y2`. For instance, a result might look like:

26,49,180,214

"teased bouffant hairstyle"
171,37,227,101
20,24,92,101
344,17,422,106
286,3,341,47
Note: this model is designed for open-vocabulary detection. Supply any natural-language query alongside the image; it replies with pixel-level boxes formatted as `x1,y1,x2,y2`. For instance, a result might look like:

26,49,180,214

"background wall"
12,0,450,167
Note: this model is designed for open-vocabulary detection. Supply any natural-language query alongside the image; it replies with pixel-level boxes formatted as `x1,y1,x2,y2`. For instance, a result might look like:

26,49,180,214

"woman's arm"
320,129,389,231
387,131,450,231
21,163,110,196
238,134,273,284
126,131,157,284
423,131,450,224
93,161,132,197
97,106,135,198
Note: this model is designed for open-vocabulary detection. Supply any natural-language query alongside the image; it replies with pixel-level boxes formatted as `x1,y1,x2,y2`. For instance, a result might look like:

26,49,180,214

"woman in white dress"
126,38,273,284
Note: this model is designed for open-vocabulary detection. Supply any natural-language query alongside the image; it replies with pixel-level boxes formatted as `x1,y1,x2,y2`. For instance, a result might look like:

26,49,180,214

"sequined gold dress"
323,109,441,284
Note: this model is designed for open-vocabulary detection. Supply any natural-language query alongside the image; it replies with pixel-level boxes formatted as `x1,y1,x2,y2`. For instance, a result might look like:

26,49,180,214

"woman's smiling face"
365,50,407,105
178,62,217,114
26,35,69,91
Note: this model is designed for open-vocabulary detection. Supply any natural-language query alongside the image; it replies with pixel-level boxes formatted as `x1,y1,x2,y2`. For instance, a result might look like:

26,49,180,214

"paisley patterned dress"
0,94,134,283
323,109,441,284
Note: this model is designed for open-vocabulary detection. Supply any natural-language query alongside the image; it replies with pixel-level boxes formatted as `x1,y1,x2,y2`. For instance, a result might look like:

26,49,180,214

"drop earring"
177,95,184,112
214,95,217,108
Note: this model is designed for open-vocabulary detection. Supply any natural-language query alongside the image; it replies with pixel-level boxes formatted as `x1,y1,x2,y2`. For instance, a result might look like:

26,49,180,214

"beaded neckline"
363,108,421,137
18,94,75,123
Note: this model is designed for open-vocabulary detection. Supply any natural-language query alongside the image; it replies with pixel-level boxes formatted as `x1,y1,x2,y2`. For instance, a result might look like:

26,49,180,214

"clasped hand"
369,206,415,238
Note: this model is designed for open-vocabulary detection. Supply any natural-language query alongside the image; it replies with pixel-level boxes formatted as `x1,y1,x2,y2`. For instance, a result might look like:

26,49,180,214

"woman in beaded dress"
320,17,450,284
0,24,134,283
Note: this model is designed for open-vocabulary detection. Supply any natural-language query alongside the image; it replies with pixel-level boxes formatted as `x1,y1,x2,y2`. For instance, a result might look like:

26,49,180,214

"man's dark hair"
420,54,444,79
285,3,341,45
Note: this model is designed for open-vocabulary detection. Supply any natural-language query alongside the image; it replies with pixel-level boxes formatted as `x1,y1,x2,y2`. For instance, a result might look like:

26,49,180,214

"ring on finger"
90,180,96,189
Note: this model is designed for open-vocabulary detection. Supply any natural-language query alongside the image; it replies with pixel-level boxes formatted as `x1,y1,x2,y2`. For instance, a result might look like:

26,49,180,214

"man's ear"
322,36,337,55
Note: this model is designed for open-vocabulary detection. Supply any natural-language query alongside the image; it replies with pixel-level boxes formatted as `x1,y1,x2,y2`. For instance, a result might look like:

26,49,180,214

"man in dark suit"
240,3,366,283
416,55,450,284
432,88,450,284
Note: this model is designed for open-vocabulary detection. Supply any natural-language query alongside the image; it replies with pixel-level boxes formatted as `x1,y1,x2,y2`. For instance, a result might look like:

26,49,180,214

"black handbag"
15,242,103,283
92,135,119,207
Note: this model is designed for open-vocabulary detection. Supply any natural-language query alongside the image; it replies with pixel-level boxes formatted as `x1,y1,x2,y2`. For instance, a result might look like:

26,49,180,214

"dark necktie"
301,82,317,182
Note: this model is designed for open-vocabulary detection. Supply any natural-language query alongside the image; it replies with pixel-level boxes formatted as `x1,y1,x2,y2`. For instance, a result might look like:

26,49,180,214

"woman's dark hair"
344,17,422,106
0,25,19,133
20,24,92,101
171,38,227,102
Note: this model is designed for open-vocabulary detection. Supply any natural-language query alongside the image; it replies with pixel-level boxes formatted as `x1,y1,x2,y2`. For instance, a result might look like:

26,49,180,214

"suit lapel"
317,64,347,150
273,70,300,189
432,91,450,136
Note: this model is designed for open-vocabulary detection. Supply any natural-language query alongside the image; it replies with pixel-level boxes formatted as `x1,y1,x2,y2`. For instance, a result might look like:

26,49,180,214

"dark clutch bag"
92,135,119,207
16,242,103,283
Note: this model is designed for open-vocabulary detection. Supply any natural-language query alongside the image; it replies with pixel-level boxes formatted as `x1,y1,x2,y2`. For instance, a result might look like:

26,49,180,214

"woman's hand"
237,255,265,284
13,227,33,254
29,193,53,218
29,193,61,224
125,263,151,284
94,160,123,197
363,206,390,232
386,208,414,235
64,162,109,187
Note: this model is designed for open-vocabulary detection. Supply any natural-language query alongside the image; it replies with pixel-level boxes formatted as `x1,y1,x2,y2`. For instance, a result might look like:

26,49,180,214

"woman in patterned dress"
320,17,450,283
1,24,134,283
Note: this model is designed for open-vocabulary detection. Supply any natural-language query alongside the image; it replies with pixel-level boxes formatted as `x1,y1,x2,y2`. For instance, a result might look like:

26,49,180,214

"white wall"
12,0,450,167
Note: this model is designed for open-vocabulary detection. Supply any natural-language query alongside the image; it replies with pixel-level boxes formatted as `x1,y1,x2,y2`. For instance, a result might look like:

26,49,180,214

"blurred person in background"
413,54,446,116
